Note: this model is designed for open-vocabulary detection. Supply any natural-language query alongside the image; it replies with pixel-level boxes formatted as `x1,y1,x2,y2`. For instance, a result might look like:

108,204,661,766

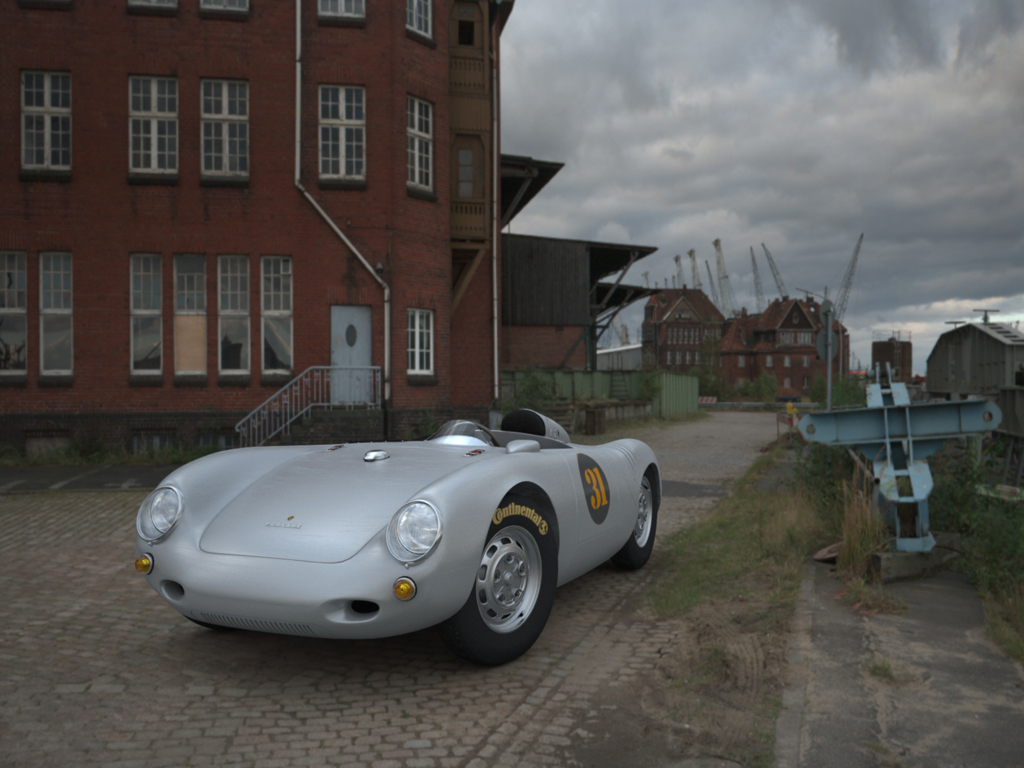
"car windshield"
427,420,499,447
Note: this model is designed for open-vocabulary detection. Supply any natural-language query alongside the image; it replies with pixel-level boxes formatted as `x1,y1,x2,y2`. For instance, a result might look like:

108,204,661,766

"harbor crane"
673,254,684,290
834,233,864,325
761,243,789,300
713,239,739,317
688,249,702,291
704,260,720,309
750,246,767,314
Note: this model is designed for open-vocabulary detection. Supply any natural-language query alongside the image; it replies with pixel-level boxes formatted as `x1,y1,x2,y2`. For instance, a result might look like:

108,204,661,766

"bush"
809,374,866,408
505,369,556,414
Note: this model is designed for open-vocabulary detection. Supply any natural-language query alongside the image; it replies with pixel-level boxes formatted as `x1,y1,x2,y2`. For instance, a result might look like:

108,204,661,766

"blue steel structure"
798,365,1002,553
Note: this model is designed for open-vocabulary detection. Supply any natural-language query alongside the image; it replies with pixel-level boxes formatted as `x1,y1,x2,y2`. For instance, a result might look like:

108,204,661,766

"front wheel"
437,495,558,665
611,472,658,570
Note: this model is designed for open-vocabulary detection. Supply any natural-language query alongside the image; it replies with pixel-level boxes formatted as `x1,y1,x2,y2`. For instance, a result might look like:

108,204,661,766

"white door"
330,306,372,405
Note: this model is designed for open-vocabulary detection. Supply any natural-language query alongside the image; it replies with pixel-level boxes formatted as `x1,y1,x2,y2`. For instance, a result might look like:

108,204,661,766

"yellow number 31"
584,467,609,511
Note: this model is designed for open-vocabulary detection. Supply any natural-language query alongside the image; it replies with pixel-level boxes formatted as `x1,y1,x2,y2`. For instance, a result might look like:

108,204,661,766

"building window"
408,309,433,374
201,0,248,10
0,252,28,374
406,0,431,37
406,96,432,190
453,136,484,199
174,255,206,374
802,376,809,389
131,254,162,374
319,0,363,18
665,351,670,366
319,86,365,179
22,72,71,171
129,77,178,175
676,351,681,365
218,256,249,373
685,351,691,365
766,354,773,368
262,256,292,373
738,355,745,369
803,355,810,367
798,331,813,345
780,331,794,345
784,355,791,367
201,80,248,178
784,377,792,389
40,253,73,374
128,0,178,10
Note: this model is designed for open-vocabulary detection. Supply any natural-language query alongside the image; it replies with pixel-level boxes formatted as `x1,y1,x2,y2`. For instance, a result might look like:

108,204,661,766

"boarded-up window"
175,254,206,374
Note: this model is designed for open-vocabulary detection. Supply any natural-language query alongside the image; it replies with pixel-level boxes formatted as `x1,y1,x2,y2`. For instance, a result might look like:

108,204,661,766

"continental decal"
492,503,549,535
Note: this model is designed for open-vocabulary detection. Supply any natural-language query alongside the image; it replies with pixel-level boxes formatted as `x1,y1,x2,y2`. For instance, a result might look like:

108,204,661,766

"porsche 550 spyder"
133,409,660,665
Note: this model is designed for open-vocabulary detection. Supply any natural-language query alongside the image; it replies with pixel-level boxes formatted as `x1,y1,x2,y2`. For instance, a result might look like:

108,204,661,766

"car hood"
198,442,487,563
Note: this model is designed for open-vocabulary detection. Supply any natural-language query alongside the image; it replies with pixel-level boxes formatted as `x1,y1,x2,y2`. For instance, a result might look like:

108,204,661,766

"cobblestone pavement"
0,412,778,768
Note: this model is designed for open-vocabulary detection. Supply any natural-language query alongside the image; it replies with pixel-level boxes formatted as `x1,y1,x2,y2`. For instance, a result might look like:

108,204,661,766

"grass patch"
650,448,823,616
982,584,1024,662
866,655,896,683
831,577,907,616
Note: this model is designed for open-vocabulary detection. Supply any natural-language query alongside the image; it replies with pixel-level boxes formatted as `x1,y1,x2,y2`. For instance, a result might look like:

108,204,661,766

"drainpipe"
294,0,391,403
491,6,501,402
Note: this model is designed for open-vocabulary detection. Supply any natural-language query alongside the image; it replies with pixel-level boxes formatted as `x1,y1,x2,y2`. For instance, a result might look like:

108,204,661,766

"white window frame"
406,0,431,37
319,0,364,19
319,86,365,180
201,80,249,178
21,72,71,171
784,377,792,389
128,0,178,9
0,252,28,375
803,355,810,367
685,351,691,365
261,256,293,374
174,254,207,375
129,76,178,175
738,355,745,369
408,308,433,374
201,0,248,10
40,252,73,375
765,354,773,368
406,96,433,190
784,355,791,368
218,256,250,374
130,254,163,375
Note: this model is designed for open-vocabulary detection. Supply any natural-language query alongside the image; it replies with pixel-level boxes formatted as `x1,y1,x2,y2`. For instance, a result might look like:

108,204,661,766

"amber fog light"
135,554,154,574
393,577,417,601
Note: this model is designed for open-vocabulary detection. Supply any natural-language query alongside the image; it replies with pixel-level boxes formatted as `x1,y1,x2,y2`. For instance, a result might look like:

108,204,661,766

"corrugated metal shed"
927,322,1024,437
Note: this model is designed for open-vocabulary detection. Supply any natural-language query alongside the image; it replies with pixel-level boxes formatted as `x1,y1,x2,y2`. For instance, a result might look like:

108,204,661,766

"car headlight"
137,487,182,542
386,500,442,564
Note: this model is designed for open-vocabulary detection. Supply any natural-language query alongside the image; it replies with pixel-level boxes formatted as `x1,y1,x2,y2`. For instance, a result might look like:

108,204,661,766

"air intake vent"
199,612,316,637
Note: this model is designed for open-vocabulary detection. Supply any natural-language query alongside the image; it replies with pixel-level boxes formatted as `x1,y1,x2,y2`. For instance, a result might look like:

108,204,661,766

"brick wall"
505,326,587,371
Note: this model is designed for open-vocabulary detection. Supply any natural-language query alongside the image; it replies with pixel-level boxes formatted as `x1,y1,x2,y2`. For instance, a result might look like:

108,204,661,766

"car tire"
186,617,235,631
611,471,658,570
437,494,558,666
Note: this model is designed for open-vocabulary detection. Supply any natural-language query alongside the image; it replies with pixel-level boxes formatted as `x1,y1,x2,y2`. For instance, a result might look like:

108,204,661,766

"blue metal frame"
799,365,1001,552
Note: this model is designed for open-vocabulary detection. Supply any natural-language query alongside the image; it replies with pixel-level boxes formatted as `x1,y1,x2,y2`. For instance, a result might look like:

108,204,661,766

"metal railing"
236,366,382,447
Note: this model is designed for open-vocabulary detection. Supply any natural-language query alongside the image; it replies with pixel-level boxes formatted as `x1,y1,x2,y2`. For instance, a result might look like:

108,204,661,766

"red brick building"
720,298,848,397
1,0,514,451
641,287,725,373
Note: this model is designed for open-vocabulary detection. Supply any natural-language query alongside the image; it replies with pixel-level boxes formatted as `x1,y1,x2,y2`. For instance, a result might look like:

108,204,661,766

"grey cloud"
957,0,1024,63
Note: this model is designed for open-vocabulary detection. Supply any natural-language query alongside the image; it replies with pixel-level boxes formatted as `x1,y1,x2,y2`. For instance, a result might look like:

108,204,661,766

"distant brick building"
872,333,913,382
1,0,515,451
720,298,848,397
641,287,725,373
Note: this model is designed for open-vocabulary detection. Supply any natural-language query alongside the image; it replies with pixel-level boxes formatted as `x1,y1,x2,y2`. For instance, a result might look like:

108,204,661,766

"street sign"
816,329,837,360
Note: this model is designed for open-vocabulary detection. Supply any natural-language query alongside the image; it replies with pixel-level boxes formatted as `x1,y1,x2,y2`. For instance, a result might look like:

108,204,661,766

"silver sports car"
134,409,660,665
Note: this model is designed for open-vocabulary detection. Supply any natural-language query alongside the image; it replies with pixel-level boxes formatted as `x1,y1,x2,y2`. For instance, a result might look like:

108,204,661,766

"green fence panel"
653,372,699,417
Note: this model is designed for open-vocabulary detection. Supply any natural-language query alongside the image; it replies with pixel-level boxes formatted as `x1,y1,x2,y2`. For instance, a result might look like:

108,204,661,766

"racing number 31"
576,454,611,524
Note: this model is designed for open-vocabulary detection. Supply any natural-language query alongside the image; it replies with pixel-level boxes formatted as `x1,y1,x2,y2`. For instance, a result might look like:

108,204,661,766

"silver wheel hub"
476,525,542,634
634,478,653,547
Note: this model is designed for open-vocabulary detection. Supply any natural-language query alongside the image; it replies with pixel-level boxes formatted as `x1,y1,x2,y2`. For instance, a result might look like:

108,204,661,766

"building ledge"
126,2,178,16
407,185,437,203
198,7,248,21
319,177,367,191
407,373,438,386
0,375,28,388
129,374,164,387
218,373,250,387
260,372,292,387
17,0,71,9
129,172,178,186
200,175,249,188
20,169,72,183
406,28,437,48
174,374,207,387
318,15,365,28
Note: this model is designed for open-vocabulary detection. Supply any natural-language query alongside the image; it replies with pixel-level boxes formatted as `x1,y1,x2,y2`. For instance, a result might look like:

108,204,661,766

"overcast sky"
500,0,1024,374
